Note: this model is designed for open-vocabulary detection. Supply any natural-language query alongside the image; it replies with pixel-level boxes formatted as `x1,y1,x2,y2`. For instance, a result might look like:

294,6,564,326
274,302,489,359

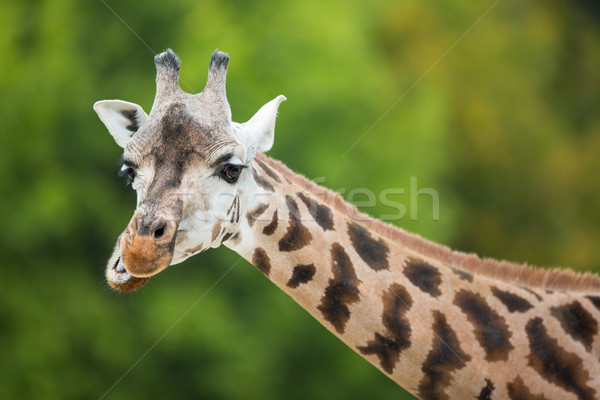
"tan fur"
257,153,600,293
120,234,172,277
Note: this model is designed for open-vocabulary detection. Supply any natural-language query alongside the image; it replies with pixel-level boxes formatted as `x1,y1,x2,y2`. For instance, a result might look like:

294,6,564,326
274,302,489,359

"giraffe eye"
220,164,245,184
119,165,137,185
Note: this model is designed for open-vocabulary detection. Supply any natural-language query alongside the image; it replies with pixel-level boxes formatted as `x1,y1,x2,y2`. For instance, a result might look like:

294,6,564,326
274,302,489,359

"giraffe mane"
257,153,600,294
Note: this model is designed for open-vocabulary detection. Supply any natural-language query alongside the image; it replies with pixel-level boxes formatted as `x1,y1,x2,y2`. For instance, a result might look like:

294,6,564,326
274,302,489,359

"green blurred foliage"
1,1,599,399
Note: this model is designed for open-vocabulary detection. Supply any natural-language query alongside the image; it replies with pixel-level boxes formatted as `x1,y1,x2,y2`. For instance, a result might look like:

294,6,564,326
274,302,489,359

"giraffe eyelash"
118,164,137,185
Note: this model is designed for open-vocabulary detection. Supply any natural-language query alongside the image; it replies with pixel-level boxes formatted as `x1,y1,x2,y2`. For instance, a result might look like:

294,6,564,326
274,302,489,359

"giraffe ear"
234,95,286,156
93,100,148,148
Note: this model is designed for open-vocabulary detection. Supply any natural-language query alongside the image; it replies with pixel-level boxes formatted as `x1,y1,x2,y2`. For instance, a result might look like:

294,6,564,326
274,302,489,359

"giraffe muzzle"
118,213,179,278
105,238,150,292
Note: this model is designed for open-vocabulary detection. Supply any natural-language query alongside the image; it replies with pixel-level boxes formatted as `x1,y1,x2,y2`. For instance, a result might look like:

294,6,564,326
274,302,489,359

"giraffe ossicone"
95,49,600,400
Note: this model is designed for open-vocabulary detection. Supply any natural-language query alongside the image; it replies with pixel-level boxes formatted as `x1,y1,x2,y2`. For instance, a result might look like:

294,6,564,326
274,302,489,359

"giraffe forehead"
128,102,238,168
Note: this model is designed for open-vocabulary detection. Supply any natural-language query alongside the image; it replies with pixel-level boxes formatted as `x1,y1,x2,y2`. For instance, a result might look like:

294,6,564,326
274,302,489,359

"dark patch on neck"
297,192,333,231
477,379,495,400
287,264,316,288
586,295,600,312
252,247,271,276
278,196,312,252
252,167,274,192
453,289,513,361
247,203,269,228
448,265,474,282
491,286,533,313
417,310,471,400
297,192,334,231
506,376,550,400
255,158,282,183
262,210,278,236
121,109,140,132
347,222,389,271
220,232,233,244
357,283,412,374
550,301,598,352
525,317,596,400
317,243,361,334
403,259,442,297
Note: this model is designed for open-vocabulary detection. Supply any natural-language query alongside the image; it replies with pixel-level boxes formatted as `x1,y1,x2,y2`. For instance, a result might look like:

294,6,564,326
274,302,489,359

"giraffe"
94,49,600,400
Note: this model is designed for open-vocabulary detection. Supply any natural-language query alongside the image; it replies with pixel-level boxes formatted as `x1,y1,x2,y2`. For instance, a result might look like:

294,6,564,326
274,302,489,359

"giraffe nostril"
153,223,166,239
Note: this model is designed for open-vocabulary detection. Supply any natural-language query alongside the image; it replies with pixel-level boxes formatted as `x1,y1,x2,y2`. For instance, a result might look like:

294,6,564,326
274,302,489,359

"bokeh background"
1,1,599,399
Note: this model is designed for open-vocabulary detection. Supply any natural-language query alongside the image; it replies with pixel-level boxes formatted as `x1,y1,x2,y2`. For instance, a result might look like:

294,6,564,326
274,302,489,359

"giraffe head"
94,49,285,292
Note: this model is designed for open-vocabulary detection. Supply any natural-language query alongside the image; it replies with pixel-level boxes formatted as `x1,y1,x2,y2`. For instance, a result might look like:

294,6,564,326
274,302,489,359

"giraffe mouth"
109,257,131,282
105,243,150,292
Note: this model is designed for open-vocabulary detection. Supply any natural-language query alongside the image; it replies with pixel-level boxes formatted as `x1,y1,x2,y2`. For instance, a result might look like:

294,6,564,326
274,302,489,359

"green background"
1,1,599,399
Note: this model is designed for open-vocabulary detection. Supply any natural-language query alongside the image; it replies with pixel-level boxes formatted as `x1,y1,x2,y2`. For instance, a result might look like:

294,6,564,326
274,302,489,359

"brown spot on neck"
453,290,513,361
246,203,269,228
403,259,442,297
418,310,471,400
550,301,598,352
252,167,274,192
347,222,389,271
476,379,495,400
255,157,282,183
357,283,412,374
252,247,271,277
491,286,533,313
506,376,549,400
287,264,316,288
262,210,278,236
526,317,596,400
297,192,334,231
278,196,312,252
317,243,360,334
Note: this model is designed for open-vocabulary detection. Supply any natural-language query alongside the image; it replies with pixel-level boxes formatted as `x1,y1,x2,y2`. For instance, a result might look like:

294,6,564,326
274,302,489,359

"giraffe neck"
225,155,600,400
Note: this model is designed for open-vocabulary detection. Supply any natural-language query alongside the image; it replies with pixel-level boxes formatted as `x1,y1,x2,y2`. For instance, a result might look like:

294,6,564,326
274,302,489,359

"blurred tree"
0,0,598,399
